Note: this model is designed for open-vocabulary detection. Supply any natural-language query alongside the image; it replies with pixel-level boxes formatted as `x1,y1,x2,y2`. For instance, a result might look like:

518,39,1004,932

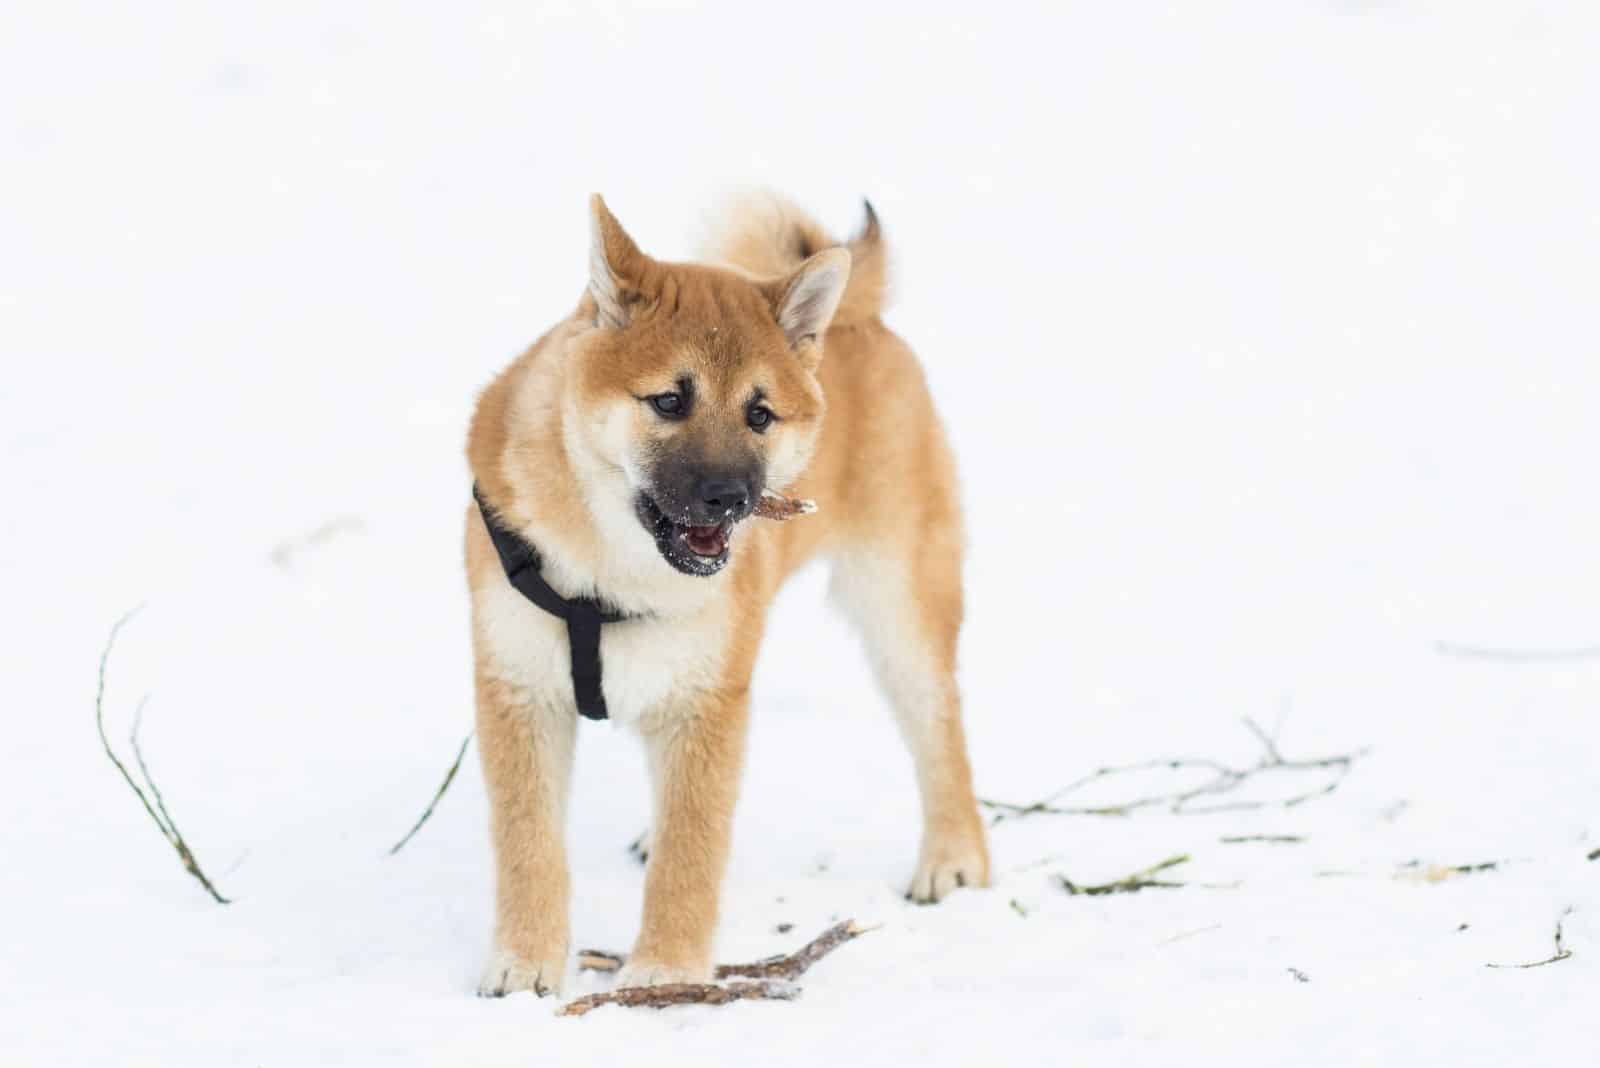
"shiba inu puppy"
465,193,988,995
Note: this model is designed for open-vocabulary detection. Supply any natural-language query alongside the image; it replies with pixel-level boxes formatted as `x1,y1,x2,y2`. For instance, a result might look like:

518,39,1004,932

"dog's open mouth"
635,493,737,576
682,522,731,558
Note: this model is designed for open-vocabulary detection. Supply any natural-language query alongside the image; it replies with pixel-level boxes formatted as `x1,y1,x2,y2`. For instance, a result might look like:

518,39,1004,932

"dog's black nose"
696,477,750,519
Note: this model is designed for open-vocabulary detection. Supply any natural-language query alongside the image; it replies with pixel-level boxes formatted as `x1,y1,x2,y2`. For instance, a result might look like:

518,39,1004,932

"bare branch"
1397,859,1503,883
127,698,231,901
559,980,799,1017
1309,858,1509,883
982,720,1367,825
388,732,474,856
129,699,177,842
1159,924,1223,945
715,920,872,980
566,921,868,1017
1240,716,1284,763
1487,907,1575,969
1220,834,1305,845
268,516,366,569
752,491,817,522
578,920,871,982
1058,854,1191,896
95,609,231,904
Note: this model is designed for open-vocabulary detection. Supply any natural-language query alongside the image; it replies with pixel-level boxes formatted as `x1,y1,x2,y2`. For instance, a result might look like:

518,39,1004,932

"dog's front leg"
474,667,576,997
618,690,750,986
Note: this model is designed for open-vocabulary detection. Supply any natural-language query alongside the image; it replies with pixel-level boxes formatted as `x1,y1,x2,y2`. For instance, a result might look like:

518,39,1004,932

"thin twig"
1397,859,1503,883
95,608,231,904
982,717,1367,824
388,732,474,856
1433,641,1600,663
559,980,799,1017
1487,907,1575,969
752,491,817,522
268,516,366,569
129,700,178,847
1058,854,1191,896
127,698,229,899
1159,924,1223,945
1240,716,1284,763
1220,834,1305,845
578,920,871,981
716,920,872,980
566,921,868,1016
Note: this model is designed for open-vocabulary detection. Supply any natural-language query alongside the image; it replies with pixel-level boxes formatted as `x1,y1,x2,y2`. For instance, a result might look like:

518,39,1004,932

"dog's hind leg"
830,530,990,903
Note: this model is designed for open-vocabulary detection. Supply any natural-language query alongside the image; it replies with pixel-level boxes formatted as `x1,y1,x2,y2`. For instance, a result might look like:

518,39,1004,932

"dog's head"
565,195,849,577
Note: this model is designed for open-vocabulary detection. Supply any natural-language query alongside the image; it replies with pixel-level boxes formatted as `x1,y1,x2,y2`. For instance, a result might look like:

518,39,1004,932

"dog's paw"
906,830,991,904
477,946,567,998
628,827,652,866
613,958,710,988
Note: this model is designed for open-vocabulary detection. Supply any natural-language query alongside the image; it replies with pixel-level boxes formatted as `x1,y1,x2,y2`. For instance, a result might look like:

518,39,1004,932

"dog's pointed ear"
588,194,651,329
770,247,851,357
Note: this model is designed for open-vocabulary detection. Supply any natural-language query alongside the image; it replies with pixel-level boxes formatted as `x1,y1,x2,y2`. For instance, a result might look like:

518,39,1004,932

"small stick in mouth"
752,491,817,522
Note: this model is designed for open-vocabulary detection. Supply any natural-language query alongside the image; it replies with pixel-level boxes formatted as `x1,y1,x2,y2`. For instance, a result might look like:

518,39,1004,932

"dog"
464,193,989,995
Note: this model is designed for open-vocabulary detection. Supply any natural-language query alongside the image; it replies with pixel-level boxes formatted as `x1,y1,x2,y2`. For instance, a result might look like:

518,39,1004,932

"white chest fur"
472,575,729,725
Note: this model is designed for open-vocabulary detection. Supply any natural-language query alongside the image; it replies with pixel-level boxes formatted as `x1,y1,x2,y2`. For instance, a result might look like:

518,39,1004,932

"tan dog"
464,193,989,996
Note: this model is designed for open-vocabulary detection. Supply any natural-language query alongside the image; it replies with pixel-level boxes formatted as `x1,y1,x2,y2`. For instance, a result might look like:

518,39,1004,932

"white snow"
3,1,1598,1064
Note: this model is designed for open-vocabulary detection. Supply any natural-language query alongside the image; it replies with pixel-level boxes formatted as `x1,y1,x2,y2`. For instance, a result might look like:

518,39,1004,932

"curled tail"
700,192,888,327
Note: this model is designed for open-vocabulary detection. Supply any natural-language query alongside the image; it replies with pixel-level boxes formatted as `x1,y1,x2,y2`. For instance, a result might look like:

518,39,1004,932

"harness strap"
473,485,632,720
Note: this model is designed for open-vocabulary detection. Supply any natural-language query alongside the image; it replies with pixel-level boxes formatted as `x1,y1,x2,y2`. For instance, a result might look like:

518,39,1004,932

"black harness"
473,485,634,721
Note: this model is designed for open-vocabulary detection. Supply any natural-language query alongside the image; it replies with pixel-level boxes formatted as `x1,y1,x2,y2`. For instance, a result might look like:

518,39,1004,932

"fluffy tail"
701,192,888,326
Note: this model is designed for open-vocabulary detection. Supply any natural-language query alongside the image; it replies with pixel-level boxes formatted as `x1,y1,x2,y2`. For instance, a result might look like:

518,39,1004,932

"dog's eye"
746,405,774,432
650,393,687,418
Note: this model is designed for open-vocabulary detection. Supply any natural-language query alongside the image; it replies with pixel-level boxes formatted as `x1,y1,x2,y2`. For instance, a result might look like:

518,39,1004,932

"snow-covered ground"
4,1,1598,1063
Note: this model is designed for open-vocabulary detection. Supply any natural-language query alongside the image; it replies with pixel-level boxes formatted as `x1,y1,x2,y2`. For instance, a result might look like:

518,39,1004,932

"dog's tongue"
684,523,727,557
